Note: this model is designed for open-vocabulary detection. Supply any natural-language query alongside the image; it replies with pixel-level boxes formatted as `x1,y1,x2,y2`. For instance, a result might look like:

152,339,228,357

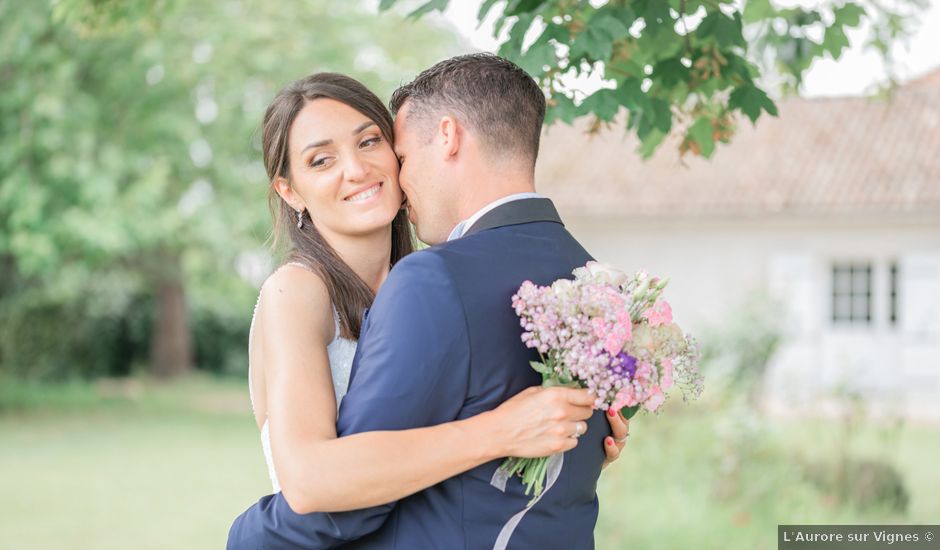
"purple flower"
608,351,638,380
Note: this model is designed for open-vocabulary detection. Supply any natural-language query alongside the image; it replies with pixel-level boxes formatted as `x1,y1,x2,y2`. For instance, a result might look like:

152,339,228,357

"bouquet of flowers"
499,262,704,499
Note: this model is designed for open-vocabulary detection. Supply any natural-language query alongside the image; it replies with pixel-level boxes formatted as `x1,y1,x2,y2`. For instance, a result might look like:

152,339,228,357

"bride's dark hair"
261,73,415,340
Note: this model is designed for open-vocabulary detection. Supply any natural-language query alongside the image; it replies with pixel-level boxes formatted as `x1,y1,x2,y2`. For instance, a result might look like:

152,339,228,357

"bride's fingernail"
607,409,615,417
606,437,614,446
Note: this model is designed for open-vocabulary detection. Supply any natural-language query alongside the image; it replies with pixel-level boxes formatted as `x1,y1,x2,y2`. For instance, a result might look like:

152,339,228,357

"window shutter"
768,254,820,337
899,254,940,336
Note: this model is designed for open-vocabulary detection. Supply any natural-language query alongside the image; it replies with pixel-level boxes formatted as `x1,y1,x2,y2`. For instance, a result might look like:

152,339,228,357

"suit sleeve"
227,251,470,549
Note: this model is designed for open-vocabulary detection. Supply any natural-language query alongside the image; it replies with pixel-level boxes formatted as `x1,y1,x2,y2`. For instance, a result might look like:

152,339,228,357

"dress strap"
282,260,314,272
282,261,344,340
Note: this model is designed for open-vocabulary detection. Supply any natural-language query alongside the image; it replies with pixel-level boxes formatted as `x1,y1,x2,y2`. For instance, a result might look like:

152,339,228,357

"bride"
248,72,629,514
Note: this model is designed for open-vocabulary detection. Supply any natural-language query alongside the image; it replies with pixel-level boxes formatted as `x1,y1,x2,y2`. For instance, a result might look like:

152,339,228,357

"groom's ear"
437,115,460,160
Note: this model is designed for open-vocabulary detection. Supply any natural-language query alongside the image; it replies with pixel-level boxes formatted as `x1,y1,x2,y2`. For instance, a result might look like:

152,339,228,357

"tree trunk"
149,253,193,379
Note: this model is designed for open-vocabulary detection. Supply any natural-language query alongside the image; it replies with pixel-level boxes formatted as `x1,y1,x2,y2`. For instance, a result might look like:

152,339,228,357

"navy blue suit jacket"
228,198,607,549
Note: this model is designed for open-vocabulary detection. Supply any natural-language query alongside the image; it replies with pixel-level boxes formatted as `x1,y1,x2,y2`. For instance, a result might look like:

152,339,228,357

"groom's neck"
456,164,536,221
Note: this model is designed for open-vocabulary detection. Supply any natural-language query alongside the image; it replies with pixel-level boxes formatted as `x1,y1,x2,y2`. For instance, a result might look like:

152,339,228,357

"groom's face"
393,101,458,245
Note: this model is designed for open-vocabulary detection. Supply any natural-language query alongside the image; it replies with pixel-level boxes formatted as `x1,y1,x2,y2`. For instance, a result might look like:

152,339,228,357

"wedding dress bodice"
248,263,357,493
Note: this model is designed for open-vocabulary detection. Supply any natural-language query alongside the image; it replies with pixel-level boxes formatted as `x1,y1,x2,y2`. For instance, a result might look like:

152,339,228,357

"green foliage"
804,458,910,513
380,0,924,159
0,0,457,379
699,292,784,406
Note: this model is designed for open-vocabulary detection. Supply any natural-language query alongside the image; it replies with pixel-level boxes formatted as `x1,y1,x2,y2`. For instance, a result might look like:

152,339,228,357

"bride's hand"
602,408,629,469
486,386,595,458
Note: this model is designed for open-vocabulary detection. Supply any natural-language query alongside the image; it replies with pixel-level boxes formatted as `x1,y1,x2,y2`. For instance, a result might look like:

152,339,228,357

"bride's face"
281,98,403,240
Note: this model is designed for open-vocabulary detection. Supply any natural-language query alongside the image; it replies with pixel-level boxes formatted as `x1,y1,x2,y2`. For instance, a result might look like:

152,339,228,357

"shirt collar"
446,192,542,242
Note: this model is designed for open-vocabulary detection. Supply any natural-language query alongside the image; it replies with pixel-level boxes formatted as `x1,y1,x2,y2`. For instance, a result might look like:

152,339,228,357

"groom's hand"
602,408,629,469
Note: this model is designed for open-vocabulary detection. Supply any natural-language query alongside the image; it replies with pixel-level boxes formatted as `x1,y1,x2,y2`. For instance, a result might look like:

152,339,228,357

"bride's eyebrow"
352,121,376,135
300,122,377,154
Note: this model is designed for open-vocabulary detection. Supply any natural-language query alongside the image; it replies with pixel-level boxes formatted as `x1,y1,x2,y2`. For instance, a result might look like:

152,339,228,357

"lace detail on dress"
249,261,358,493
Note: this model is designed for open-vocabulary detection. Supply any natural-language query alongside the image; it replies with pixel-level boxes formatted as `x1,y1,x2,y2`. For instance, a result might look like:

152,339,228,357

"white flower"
581,261,629,287
551,278,575,297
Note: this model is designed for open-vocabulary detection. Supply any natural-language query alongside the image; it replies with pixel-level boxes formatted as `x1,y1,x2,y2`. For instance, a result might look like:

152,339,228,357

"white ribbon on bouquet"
489,453,564,550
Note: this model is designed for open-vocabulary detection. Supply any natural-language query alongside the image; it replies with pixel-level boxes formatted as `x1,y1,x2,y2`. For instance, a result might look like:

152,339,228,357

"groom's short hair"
390,53,546,167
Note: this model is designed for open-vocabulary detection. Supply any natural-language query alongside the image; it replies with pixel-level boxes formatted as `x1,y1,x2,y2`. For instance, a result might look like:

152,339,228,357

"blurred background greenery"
1,0,936,549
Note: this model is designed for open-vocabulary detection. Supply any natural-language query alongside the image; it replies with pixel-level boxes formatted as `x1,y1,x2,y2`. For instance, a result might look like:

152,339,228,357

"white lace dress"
248,262,358,493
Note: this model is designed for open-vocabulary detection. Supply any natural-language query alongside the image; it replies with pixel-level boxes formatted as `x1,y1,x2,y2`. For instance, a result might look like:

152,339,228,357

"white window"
832,263,872,325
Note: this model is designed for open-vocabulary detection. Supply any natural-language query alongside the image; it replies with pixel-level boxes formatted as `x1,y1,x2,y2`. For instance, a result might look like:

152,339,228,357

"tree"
0,0,457,379
381,0,926,158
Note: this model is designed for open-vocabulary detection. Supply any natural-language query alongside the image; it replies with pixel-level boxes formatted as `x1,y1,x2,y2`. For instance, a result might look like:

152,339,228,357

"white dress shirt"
446,192,543,242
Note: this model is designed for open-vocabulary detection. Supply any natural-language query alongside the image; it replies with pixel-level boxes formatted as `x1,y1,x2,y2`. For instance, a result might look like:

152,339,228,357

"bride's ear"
273,176,306,211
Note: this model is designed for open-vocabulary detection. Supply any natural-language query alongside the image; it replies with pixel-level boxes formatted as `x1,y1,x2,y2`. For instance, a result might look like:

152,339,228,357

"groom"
228,53,610,549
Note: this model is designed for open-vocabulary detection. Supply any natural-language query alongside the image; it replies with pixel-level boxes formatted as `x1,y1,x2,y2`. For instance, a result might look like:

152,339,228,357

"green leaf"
531,22,570,47
637,128,666,159
407,0,448,19
580,89,621,122
834,3,865,28
605,56,645,80
640,0,672,27
597,5,636,24
620,404,640,420
650,98,672,133
505,0,546,16
613,77,648,112
821,23,850,58
569,27,613,61
545,93,577,125
529,361,552,375
688,116,715,157
477,0,502,22
517,40,555,75
728,83,778,123
497,13,536,60
378,0,400,11
593,13,631,41
742,0,774,23
696,11,746,48
652,57,689,87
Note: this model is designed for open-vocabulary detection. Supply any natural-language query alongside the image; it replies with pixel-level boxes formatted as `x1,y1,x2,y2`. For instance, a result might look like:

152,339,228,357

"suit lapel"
462,198,564,238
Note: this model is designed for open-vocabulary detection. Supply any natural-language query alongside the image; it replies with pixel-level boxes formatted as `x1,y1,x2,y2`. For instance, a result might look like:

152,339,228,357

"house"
535,69,940,419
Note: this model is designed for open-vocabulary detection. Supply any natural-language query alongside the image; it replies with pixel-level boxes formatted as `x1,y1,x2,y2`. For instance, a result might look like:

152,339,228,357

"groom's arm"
227,251,470,550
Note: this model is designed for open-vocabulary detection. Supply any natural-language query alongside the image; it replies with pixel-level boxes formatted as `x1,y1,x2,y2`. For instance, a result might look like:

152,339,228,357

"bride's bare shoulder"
255,263,333,343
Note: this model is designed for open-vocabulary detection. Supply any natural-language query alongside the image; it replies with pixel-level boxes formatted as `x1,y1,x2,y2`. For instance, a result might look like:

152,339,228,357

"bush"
0,287,152,380
803,458,910,513
0,271,253,380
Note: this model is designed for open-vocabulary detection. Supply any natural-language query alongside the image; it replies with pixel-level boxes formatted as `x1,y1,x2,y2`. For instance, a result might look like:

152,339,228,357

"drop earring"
296,209,304,229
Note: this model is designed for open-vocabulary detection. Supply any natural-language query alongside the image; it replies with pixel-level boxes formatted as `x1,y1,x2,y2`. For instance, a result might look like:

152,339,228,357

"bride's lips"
343,182,383,204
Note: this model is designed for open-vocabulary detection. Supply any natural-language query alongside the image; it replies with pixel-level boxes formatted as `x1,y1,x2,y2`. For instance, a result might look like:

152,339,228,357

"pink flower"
644,385,665,411
635,360,653,383
616,310,633,342
644,300,673,327
613,383,637,409
660,358,674,390
602,323,629,355
591,317,608,340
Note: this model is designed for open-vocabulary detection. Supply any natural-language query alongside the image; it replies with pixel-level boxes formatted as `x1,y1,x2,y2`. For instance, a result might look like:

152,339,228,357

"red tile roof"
535,69,940,218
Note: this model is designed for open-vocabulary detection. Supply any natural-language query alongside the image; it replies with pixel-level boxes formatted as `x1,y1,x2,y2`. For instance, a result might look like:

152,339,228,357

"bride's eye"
360,136,382,149
309,155,332,168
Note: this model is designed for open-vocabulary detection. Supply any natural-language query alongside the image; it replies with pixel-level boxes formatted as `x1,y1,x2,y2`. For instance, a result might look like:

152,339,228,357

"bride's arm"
257,267,595,514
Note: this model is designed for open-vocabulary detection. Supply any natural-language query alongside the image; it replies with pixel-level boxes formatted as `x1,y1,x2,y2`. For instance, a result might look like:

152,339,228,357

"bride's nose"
343,152,369,182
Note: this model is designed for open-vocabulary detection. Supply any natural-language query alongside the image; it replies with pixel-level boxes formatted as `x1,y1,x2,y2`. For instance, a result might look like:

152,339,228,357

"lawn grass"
1,376,935,549
0,376,270,550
